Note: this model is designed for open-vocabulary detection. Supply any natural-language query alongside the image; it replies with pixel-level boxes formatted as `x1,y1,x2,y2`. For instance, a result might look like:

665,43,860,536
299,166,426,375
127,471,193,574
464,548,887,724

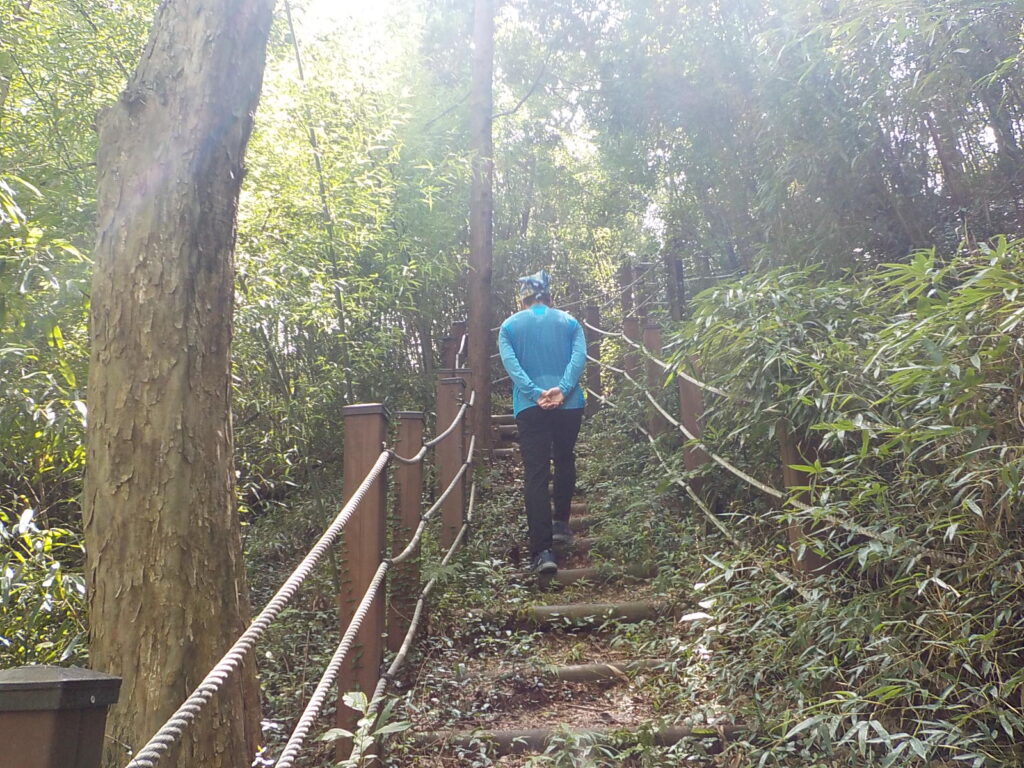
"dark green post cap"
0,666,122,712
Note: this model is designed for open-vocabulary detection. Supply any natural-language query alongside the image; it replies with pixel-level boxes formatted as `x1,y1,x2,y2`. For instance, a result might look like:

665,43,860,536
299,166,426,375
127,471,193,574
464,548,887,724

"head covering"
517,269,551,303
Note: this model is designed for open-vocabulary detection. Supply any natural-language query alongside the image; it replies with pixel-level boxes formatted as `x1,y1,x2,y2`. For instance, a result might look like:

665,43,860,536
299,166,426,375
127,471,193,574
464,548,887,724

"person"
498,269,587,575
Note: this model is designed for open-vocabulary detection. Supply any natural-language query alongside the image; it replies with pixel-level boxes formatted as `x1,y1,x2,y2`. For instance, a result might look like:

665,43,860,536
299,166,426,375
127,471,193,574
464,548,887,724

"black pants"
516,406,584,557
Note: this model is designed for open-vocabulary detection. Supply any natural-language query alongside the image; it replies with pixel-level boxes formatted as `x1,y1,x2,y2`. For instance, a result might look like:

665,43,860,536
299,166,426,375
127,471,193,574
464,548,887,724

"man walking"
498,270,587,575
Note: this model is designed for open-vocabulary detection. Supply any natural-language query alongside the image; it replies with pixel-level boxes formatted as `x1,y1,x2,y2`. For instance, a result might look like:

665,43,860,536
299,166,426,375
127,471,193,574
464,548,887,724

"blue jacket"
498,304,587,416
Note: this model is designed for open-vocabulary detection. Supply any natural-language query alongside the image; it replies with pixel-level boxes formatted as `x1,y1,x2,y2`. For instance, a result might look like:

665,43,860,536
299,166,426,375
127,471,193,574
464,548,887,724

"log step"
491,413,516,425
544,658,666,683
553,563,656,586
568,515,591,533
410,724,744,756
493,447,518,459
497,423,518,439
530,600,665,628
570,501,587,516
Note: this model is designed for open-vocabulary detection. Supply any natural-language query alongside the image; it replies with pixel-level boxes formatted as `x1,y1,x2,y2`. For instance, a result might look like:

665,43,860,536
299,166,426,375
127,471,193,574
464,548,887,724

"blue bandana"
517,269,550,302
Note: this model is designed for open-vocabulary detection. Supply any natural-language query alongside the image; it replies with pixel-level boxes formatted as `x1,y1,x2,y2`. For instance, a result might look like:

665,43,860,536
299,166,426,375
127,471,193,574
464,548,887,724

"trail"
393,415,739,766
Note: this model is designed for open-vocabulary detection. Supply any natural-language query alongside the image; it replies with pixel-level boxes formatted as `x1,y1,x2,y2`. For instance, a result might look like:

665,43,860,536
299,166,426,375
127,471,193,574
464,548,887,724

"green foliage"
641,238,1024,765
0,507,86,666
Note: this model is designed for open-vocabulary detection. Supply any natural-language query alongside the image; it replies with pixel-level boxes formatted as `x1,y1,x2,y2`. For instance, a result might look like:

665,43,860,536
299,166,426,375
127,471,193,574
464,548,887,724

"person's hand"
538,387,564,410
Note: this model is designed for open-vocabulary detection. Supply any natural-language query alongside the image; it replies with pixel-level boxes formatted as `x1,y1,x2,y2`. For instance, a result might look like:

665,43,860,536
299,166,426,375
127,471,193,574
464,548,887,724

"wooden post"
643,321,666,436
388,412,424,654
584,304,602,416
337,403,388,759
777,419,830,574
676,361,710,491
664,254,685,322
623,316,641,382
440,336,457,370
635,262,652,318
618,263,634,317
436,372,467,548
0,666,121,768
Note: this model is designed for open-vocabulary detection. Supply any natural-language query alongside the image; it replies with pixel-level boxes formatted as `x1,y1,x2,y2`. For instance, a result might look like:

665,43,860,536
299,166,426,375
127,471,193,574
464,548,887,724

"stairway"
396,431,741,763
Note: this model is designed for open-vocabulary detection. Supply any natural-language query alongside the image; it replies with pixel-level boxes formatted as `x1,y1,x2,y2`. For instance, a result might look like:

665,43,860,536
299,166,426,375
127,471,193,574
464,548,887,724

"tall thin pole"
467,0,494,454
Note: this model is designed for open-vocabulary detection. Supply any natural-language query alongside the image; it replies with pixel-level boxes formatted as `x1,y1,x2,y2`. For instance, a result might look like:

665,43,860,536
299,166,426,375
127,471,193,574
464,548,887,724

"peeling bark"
83,1,273,766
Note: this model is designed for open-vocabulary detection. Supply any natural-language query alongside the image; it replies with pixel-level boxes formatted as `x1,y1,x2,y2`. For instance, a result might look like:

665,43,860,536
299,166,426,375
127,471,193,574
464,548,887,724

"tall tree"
82,0,274,765
468,0,494,448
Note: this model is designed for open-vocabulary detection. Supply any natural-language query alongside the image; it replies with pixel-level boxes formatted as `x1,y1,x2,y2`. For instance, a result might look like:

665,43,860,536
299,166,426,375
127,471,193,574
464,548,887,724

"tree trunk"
83,1,273,766
467,0,494,453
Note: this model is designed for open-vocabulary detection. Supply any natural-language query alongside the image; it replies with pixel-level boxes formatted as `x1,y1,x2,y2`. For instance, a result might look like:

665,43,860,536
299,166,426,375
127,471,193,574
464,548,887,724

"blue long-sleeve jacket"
498,304,587,416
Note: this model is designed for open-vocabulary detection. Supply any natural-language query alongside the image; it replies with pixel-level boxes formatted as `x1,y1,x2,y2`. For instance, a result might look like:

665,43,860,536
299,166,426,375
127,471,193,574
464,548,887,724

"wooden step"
493,447,518,459
529,600,665,629
491,413,516,425
543,658,666,682
496,423,518,440
553,563,656,586
568,515,591,533
410,723,744,756
570,501,587,516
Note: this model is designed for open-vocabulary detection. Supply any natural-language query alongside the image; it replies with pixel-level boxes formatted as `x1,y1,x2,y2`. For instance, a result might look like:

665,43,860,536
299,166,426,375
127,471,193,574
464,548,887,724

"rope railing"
588,354,965,569
272,432,477,768
125,380,479,767
453,332,468,369
582,319,735,399
585,386,818,601
123,450,392,768
390,391,476,465
487,266,653,333
346,479,478,765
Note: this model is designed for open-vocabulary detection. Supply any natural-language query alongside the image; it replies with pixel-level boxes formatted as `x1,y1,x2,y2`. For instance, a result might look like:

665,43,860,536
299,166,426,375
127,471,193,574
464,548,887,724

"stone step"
409,723,744,756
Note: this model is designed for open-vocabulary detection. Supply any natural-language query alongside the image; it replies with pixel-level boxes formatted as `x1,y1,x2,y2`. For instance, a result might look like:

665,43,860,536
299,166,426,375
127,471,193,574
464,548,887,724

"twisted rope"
272,430,477,766
583,320,733,399
391,391,475,465
590,357,964,568
123,450,392,768
346,480,478,765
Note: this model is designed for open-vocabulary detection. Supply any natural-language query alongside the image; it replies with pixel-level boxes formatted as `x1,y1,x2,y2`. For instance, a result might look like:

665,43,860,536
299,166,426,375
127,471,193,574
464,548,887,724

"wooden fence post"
440,336,457,370
643,320,666,436
388,411,424,654
777,419,830,574
584,304,602,416
676,361,711,492
618,263,634,317
623,316,641,382
0,666,121,768
337,403,389,759
436,372,467,548
635,262,652,318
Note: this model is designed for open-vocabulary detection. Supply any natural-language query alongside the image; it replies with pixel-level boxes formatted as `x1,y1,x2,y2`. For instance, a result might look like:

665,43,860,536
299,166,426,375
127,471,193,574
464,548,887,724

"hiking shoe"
531,549,557,575
552,520,574,546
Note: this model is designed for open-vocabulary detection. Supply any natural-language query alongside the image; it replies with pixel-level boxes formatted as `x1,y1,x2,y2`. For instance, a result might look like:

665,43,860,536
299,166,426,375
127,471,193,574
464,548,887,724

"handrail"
589,355,965,569
488,266,652,333
272,428,477,768
454,332,468,369
346,478,478,765
391,391,476,465
582,320,735,399
586,386,818,602
123,450,392,768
